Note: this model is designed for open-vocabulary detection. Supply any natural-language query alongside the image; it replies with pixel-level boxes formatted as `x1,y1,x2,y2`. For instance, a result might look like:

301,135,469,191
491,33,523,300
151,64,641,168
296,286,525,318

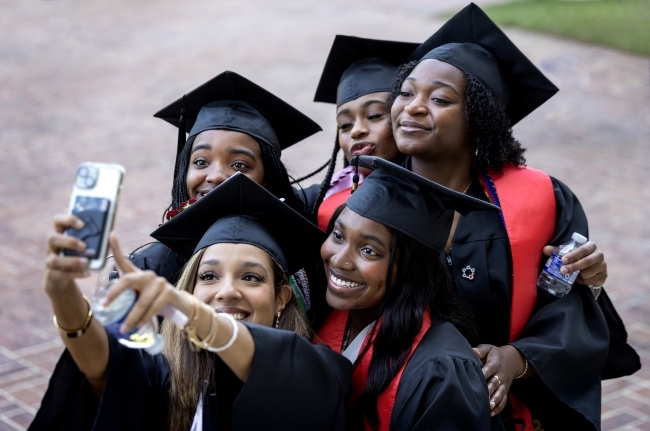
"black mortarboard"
346,156,500,252
314,35,419,106
154,71,322,155
408,3,558,125
151,173,324,275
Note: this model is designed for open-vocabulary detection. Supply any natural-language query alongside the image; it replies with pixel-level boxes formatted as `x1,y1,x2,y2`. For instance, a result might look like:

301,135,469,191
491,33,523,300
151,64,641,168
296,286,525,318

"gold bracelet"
181,291,201,333
514,359,528,379
187,303,220,350
53,295,93,338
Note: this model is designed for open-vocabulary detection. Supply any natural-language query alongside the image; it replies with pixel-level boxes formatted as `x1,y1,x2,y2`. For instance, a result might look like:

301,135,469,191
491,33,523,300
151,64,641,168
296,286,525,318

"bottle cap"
571,232,588,244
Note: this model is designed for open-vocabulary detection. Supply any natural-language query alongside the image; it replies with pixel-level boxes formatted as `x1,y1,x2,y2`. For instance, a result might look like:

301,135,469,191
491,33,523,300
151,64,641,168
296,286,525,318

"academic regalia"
302,36,418,225
131,71,321,288
405,4,639,429
317,156,502,430
32,174,350,431
30,325,351,431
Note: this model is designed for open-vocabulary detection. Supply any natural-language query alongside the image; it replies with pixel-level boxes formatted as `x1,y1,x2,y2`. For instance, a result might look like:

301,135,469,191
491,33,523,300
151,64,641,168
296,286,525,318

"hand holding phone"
62,163,124,270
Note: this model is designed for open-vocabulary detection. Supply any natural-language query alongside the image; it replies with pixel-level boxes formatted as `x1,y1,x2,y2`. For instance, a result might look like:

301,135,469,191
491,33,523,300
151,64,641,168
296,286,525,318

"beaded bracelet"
514,359,528,379
207,313,238,353
53,295,93,338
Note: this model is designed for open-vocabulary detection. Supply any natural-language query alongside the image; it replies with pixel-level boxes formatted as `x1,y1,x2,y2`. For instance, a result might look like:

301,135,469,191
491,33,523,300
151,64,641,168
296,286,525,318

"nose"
205,165,230,186
350,119,368,140
404,96,428,116
328,243,355,272
215,277,242,302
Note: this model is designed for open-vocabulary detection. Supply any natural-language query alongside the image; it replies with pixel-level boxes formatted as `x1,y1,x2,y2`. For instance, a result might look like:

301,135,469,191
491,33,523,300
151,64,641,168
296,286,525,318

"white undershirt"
341,322,375,364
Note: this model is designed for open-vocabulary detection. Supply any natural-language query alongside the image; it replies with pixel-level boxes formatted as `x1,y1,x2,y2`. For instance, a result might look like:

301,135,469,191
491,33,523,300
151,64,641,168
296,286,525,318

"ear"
276,283,292,313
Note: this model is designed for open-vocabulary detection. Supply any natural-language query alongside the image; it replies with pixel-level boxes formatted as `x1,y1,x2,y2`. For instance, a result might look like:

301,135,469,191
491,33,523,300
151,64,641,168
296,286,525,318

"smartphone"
62,162,125,270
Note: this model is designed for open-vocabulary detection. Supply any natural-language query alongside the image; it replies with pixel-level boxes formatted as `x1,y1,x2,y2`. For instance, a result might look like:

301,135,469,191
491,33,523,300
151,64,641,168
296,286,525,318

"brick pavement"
0,0,648,429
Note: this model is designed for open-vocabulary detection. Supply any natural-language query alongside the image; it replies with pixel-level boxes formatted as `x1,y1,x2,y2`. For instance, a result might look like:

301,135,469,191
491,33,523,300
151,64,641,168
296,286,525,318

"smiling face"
320,207,393,312
336,92,399,167
191,243,291,326
391,59,472,163
185,129,266,199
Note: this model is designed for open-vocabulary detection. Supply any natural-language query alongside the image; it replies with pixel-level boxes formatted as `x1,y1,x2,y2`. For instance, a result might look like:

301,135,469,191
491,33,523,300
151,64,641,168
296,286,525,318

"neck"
410,156,473,192
349,307,378,341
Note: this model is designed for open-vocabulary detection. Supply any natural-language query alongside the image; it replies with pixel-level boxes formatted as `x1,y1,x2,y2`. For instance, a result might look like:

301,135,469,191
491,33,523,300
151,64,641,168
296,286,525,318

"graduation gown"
29,324,351,431
447,172,611,430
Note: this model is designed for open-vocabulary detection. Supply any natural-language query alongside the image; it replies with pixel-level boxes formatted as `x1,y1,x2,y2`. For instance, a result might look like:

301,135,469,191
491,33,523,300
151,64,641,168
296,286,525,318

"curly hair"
387,60,526,171
167,135,305,220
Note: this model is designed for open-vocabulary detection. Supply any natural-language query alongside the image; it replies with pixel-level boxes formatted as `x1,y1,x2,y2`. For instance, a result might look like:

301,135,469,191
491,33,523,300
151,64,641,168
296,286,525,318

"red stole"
316,310,432,431
487,165,556,430
317,187,353,231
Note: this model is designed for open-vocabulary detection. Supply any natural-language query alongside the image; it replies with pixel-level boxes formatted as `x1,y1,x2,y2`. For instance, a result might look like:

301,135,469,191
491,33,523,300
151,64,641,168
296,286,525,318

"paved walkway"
0,0,648,429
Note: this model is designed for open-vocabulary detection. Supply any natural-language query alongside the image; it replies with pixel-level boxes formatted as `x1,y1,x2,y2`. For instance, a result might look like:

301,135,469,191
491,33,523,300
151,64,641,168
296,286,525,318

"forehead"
192,129,261,149
408,59,466,88
336,91,390,115
337,207,392,244
200,243,273,267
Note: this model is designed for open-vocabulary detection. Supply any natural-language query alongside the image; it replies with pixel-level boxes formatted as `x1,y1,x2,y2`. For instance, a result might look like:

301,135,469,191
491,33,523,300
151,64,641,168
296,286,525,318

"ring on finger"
493,375,502,387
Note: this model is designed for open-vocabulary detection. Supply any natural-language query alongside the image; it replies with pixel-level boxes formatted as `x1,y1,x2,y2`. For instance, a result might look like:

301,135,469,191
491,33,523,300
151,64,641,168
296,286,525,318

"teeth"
229,313,246,321
330,275,362,288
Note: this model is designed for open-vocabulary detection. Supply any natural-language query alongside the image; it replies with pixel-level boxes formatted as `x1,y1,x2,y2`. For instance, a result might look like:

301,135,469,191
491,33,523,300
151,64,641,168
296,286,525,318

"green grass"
480,0,650,56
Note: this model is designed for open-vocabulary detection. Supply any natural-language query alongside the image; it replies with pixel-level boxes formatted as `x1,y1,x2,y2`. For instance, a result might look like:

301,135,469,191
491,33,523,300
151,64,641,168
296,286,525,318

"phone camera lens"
78,167,88,177
85,177,95,187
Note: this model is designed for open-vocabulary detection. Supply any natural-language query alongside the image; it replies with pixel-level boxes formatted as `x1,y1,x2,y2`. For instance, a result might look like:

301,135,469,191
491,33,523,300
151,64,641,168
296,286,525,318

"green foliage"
481,0,650,56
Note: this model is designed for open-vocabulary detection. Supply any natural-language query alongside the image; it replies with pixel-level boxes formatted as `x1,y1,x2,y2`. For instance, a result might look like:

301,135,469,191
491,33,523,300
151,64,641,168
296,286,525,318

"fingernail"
560,267,568,274
100,297,109,306
119,323,129,334
75,219,84,229
79,257,89,266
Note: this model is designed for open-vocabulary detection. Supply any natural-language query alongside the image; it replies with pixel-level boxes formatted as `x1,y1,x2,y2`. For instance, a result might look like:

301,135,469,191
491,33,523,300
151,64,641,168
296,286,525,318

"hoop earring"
275,310,282,329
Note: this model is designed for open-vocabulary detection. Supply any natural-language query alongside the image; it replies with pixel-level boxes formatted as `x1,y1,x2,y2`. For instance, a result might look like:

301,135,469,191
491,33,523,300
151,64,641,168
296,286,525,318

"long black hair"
387,60,526,171
167,134,306,219
326,205,476,430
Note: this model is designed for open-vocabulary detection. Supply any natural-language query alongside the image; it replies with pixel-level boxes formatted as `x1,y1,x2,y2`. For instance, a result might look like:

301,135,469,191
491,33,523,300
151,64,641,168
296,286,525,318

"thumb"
542,245,555,257
109,233,138,274
474,344,492,359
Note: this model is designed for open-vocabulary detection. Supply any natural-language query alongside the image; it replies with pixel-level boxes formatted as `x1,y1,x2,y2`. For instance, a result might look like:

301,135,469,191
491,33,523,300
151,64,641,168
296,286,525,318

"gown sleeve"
29,333,169,431
129,241,187,285
230,324,351,431
391,322,504,431
508,177,611,430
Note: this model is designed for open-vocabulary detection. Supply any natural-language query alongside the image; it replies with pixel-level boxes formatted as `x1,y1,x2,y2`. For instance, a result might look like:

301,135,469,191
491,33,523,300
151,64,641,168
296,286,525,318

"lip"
214,306,251,321
195,188,215,199
350,142,376,156
398,120,431,134
327,269,366,296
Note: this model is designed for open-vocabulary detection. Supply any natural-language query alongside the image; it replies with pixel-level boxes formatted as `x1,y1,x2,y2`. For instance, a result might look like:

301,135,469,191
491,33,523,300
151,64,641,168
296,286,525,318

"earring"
275,310,282,329
474,139,480,157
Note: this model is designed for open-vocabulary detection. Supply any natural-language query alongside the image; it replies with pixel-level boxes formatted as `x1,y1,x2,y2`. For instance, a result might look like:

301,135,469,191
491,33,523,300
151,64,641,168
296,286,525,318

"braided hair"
387,60,526,171
310,132,340,218
167,134,306,221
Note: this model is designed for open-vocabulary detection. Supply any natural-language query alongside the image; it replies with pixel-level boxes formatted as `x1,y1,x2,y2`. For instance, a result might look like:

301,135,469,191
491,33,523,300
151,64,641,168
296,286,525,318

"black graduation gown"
391,320,505,431
29,324,351,431
445,175,613,430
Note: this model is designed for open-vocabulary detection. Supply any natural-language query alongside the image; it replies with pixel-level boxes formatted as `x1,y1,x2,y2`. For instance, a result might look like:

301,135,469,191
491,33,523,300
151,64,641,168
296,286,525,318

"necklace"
462,180,472,194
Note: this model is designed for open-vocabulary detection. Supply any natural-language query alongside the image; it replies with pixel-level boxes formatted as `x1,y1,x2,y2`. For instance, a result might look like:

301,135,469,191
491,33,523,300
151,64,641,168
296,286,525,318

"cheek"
248,285,277,326
185,168,201,195
371,124,398,159
244,166,266,187
338,131,353,160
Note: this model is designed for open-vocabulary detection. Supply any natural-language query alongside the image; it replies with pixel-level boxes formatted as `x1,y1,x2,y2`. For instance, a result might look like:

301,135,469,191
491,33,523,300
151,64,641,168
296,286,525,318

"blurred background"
0,0,648,429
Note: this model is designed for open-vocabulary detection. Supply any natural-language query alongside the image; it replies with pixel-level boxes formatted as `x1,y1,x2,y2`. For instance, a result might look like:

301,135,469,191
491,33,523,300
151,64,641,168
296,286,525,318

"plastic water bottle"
91,261,188,355
537,232,588,297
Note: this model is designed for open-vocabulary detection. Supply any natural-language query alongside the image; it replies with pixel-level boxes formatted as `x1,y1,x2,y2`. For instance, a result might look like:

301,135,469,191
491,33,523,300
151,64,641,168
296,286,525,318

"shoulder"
414,320,483,367
129,242,187,284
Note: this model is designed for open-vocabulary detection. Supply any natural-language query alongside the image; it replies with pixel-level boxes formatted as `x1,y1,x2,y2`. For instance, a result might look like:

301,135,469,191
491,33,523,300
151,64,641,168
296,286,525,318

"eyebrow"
335,219,386,248
405,77,459,96
360,233,386,248
229,148,256,160
191,143,211,154
362,99,387,108
200,259,220,267
239,261,267,272
336,108,350,118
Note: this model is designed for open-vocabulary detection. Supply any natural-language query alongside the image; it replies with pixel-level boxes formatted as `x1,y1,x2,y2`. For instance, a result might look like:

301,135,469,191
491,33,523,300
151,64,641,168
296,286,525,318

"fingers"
577,260,607,286
53,213,84,234
542,245,555,257
109,233,139,274
473,344,492,360
490,384,509,416
560,242,601,273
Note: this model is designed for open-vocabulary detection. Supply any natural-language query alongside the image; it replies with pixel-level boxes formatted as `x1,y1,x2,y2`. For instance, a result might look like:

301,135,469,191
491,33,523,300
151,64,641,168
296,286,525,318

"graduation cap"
151,173,324,275
408,3,558,125
314,35,419,106
154,71,322,155
345,155,500,252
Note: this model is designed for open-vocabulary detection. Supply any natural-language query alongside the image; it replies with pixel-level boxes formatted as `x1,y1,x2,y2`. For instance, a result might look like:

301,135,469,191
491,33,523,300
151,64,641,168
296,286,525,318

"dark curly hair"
387,60,526,171
168,135,305,219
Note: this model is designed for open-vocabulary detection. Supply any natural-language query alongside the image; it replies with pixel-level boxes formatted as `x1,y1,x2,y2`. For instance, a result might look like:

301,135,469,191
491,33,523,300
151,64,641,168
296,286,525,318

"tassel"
172,95,187,181
351,156,359,194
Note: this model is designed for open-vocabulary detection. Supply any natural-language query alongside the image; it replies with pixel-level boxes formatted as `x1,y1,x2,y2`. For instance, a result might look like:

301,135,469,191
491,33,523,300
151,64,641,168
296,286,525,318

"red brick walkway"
0,1,648,429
